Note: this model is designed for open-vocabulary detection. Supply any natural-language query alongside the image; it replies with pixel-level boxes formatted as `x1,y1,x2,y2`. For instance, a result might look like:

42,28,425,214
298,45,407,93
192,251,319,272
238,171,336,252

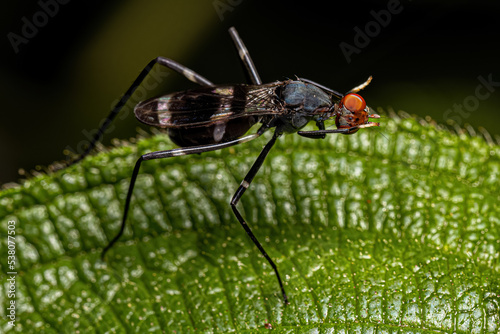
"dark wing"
134,82,284,128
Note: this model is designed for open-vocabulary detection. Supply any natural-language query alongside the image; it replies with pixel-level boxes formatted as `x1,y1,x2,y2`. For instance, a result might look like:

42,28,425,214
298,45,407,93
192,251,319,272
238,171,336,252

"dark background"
1,0,499,185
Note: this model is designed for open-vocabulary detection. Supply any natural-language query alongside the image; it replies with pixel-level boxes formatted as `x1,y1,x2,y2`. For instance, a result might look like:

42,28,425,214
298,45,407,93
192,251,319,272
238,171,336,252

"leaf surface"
1,111,500,333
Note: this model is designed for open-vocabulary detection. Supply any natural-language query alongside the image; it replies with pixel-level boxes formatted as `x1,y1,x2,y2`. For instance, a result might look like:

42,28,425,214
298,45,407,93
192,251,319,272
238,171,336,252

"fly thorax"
278,80,333,133
281,81,332,113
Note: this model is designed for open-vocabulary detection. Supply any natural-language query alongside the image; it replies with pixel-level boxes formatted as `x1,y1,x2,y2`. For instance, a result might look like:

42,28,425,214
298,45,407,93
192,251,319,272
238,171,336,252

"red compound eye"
341,93,366,112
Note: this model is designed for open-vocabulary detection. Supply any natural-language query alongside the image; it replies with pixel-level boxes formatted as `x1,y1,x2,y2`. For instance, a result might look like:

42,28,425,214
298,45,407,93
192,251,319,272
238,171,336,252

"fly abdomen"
167,116,257,147
134,84,262,147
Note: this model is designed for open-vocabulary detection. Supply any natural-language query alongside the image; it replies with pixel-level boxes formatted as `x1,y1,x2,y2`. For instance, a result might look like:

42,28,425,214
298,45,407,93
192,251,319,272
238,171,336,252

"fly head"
335,93,380,134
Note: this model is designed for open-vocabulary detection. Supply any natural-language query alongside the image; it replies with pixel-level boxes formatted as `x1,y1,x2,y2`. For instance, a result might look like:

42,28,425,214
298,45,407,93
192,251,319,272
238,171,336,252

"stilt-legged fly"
72,27,381,304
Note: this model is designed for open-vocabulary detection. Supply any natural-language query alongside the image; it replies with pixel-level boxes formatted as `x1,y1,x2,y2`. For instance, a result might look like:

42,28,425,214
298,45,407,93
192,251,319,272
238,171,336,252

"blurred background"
1,0,499,184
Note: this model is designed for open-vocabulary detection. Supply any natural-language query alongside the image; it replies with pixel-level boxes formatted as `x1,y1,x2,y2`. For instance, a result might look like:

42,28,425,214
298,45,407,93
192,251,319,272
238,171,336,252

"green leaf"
1,111,500,333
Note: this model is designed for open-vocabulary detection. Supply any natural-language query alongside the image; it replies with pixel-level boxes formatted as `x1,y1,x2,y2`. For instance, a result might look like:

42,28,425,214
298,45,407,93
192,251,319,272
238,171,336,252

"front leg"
297,121,341,139
297,126,357,138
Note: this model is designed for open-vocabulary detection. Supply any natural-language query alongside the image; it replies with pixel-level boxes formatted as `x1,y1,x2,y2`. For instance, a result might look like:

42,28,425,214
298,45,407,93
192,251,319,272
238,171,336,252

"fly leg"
101,133,262,259
69,57,214,166
297,126,359,138
229,27,262,85
230,130,289,304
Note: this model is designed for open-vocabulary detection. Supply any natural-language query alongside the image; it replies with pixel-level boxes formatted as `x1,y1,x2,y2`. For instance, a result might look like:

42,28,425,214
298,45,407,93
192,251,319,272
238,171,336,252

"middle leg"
228,27,262,85
297,127,357,138
229,130,289,304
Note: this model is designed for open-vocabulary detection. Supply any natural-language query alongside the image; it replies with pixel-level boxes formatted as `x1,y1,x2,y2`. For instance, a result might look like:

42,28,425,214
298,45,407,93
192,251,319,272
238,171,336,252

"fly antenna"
347,76,373,94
